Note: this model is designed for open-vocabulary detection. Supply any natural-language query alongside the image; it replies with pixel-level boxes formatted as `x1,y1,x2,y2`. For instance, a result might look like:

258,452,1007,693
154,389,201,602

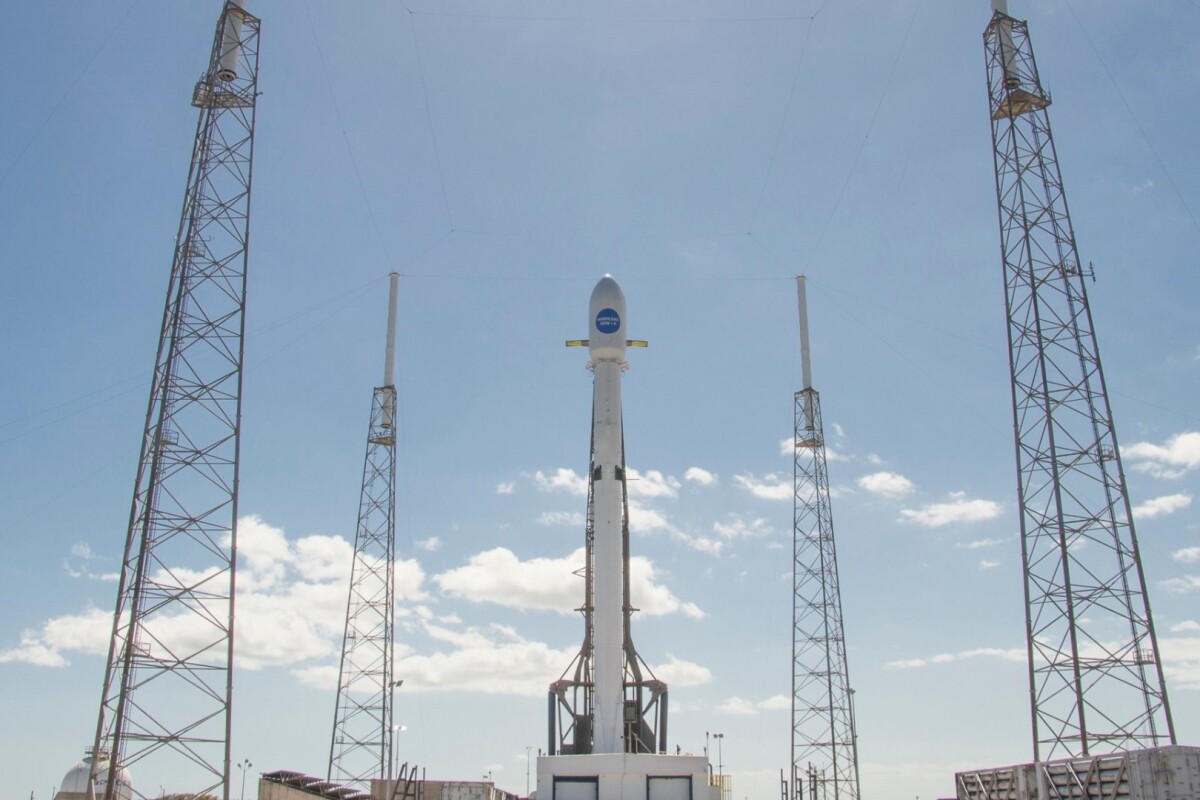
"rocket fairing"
586,275,628,754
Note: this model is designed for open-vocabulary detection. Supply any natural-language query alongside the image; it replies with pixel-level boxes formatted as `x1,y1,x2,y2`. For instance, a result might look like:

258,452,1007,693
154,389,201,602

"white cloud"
416,536,442,552
857,471,915,499
303,621,579,697
62,540,118,582
0,607,111,667
1123,431,1200,479
629,504,673,533
883,646,1025,670
1159,631,1200,690
1173,547,1200,564
292,663,339,689
684,467,716,486
899,492,1002,528
628,557,705,618
293,615,607,698
1133,493,1192,519
717,696,758,716
533,468,589,496
733,473,791,501
1131,178,1155,194
537,511,585,527
1161,575,1200,594
715,693,796,715
496,481,515,495
627,500,723,556
956,537,1007,550
434,548,582,614
712,516,775,540
1170,621,1200,633
832,423,845,438
626,468,680,499
2,515,428,672
651,654,712,687
757,694,791,711
979,559,1000,570
433,547,704,618
865,453,883,466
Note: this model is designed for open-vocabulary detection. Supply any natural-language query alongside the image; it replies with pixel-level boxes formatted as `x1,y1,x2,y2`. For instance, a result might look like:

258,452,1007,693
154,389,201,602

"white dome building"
54,751,133,800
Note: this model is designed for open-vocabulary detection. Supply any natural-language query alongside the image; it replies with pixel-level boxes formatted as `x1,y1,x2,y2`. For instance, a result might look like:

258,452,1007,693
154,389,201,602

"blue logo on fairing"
595,308,621,334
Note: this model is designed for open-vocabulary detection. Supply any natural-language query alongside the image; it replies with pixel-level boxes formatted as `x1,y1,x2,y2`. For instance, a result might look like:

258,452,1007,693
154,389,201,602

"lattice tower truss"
791,277,859,800
329,276,400,789
88,5,260,800
984,7,1175,760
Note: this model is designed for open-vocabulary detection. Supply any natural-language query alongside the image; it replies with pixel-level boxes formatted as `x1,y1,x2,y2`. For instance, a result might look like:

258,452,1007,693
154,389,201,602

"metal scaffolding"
791,277,859,800
329,275,400,790
984,6,1175,761
88,4,261,799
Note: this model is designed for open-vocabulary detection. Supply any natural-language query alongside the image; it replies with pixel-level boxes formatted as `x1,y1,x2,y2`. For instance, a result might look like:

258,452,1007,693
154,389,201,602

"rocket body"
588,276,627,754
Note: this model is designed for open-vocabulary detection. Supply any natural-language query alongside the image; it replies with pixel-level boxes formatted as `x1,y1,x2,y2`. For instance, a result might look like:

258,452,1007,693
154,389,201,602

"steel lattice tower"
984,2,1175,761
88,4,261,800
329,274,401,790
791,277,859,800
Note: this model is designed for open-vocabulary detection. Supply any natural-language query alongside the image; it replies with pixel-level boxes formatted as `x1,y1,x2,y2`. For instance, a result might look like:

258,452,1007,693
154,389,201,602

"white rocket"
588,275,628,754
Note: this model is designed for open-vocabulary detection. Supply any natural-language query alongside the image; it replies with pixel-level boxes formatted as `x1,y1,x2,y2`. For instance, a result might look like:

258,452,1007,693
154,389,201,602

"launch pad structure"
49,0,1199,797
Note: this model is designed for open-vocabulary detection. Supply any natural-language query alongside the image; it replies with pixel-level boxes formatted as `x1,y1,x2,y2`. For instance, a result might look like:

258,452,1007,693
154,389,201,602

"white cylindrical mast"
796,276,818,435
990,0,1019,84
384,273,399,387
796,276,813,392
381,272,399,431
217,0,245,82
587,275,628,754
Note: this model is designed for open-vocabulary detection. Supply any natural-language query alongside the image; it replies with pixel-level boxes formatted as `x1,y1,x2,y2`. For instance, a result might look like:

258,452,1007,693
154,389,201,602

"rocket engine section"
549,276,667,757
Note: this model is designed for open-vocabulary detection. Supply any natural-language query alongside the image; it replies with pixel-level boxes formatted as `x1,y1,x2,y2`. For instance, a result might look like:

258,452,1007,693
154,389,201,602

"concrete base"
536,753,718,800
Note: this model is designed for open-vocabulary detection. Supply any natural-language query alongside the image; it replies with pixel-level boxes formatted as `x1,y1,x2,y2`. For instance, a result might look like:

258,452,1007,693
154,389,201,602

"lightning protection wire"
747,18,816,233
0,0,140,192
799,0,923,274
402,2,456,231
303,0,454,265
1061,0,1200,239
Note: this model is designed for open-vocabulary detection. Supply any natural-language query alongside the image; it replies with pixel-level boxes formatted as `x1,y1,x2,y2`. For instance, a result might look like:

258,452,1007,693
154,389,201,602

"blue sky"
2,1,1198,799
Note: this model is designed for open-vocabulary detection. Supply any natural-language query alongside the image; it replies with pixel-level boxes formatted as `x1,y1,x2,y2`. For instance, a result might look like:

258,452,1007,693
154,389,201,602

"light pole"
389,679,404,782
713,733,724,779
525,745,532,797
237,759,253,800
390,724,408,786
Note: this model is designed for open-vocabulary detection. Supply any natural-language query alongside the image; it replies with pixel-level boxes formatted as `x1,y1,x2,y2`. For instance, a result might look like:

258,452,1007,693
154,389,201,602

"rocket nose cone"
591,275,624,307
589,275,627,360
